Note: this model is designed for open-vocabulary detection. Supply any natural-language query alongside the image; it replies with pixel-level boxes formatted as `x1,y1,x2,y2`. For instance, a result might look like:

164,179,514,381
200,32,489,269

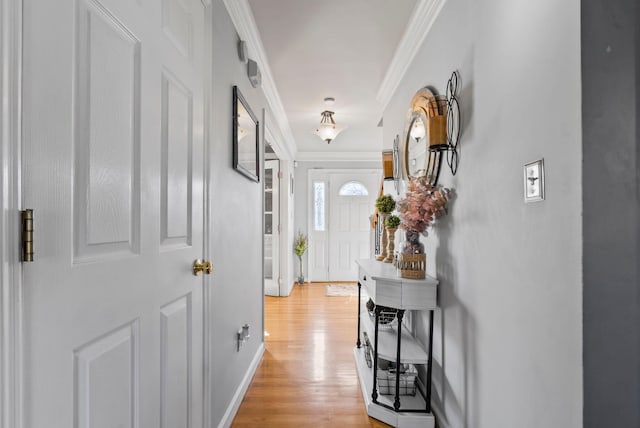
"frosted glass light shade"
313,110,344,144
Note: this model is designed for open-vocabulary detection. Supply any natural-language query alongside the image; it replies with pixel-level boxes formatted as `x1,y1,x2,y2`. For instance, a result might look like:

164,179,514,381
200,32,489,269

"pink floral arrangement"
397,178,450,236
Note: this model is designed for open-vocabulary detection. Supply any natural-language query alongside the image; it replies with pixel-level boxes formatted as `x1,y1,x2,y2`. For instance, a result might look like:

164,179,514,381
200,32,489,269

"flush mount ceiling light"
313,98,344,144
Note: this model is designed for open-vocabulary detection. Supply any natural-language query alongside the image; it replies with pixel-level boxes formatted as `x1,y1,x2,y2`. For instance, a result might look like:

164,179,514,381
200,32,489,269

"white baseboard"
217,343,265,428
415,377,450,428
431,400,449,428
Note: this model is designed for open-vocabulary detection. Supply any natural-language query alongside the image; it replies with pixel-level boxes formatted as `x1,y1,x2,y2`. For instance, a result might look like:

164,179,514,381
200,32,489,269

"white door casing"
0,0,24,427
264,159,280,296
21,0,206,427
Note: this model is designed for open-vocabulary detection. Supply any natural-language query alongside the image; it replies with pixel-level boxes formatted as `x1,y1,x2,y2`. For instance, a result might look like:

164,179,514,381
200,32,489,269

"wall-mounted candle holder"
403,70,462,186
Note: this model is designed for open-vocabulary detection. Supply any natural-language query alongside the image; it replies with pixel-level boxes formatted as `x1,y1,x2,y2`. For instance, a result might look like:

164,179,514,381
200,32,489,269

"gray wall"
582,0,640,426
293,160,379,284
208,1,269,424
383,0,583,426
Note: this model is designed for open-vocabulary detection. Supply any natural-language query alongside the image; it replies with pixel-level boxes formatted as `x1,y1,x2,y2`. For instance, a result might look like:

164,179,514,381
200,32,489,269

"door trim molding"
0,0,23,427
263,159,280,296
202,1,213,427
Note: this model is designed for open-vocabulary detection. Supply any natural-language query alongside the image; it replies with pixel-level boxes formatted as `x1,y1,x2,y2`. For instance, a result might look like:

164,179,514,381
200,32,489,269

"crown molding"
222,0,297,160
376,0,447,111
264,119,292,161
295,151,381,163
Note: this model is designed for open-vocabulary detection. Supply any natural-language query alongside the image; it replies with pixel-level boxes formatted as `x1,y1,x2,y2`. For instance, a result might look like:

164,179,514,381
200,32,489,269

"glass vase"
401,230,424,254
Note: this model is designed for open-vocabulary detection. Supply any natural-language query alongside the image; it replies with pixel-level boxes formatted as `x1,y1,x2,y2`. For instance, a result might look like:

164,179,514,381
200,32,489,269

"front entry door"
328,173,379,280
22,0,206,426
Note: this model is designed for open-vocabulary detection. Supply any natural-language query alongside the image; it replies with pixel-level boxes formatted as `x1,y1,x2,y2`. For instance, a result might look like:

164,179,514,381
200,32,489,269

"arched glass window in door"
338,181,369,196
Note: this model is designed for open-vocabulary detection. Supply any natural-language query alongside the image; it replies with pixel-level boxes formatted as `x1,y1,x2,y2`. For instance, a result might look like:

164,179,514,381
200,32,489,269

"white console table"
354,259,438,428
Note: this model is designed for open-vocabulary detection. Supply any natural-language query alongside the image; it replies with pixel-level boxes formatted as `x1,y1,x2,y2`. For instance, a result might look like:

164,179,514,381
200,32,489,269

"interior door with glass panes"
264,159,280,295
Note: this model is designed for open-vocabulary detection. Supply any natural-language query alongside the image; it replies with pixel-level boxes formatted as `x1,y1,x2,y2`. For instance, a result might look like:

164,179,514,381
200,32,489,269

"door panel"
74,0,141,261
162,0,194,57
22,0,205,426
161,71,193,249
328,172,379,280
75,321,139,428
160,295,192,428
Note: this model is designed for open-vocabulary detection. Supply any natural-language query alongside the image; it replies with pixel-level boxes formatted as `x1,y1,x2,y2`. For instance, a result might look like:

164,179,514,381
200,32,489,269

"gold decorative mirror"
403,87,448,185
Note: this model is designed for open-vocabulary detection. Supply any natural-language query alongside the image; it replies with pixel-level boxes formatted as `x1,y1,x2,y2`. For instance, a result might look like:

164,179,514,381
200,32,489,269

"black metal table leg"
426,309,434,413
356,282,362,348
394,309,405,412
372,306,381,403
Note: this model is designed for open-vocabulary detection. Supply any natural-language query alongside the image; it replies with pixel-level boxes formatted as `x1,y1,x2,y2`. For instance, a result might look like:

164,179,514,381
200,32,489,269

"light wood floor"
231,282,392,428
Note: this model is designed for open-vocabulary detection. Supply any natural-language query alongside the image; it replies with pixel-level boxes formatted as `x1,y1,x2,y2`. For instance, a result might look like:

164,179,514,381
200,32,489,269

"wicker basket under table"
376,363,418,396
397,253,426,279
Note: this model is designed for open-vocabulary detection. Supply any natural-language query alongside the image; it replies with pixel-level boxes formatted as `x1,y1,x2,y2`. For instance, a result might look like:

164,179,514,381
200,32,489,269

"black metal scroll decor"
444,70,461,175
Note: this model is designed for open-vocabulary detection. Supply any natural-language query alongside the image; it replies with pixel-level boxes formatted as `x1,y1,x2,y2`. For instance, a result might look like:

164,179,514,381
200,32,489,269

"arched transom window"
338,181,369,196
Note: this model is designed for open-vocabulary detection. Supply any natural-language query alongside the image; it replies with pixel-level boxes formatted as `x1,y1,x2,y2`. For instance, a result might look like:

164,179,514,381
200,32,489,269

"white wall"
208,1,272,424
383,0,582,427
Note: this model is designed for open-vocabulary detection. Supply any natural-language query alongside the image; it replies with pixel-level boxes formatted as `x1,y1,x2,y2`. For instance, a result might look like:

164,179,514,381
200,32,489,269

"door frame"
307,169,380,282
263,159,280,296
264,121,292,295
201,1,213,426
1,0,24,427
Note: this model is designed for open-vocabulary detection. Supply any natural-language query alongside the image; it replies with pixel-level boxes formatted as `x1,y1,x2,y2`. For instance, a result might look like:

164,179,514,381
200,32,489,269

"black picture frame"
233,86,260,182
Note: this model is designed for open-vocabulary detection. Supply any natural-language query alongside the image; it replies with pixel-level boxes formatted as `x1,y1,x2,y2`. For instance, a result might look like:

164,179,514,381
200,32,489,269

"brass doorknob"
193,259,212,276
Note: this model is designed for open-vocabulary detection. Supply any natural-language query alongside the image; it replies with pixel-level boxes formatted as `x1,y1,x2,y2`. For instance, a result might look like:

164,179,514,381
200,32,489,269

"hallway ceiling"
247,0,417,157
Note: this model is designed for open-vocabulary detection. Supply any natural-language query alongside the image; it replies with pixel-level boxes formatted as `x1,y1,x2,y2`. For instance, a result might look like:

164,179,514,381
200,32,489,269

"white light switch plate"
524,159,545,203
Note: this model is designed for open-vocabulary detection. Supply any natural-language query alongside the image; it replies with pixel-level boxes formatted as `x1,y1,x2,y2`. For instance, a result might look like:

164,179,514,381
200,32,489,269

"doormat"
325,283,359,297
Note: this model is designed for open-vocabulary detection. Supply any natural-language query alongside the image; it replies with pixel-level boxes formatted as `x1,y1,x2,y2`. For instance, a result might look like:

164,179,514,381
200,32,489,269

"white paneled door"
309,170,379,282
328,173,379,280
22,0,206,427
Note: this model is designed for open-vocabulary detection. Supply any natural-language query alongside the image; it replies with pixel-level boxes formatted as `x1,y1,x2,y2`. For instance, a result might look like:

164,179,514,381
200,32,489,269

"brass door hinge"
21,209,34,262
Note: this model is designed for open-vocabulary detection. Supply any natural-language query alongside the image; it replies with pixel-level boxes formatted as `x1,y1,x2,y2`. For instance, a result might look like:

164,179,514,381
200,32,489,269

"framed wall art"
233,86,260,182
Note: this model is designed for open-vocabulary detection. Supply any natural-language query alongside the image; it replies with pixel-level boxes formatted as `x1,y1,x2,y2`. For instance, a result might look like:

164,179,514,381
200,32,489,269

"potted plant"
396,177,451,277
293,231,308,284
375,194,396,261
384,214,400,229
375,194,396,214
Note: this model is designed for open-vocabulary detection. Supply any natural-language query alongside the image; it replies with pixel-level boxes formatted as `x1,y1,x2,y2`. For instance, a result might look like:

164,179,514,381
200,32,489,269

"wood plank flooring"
231,282,391,428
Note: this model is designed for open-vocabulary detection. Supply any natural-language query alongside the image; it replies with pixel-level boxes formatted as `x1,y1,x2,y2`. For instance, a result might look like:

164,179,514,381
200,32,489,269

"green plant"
385,214,400,229
293,231,308,258
293,231,308,281
375,194,396,214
